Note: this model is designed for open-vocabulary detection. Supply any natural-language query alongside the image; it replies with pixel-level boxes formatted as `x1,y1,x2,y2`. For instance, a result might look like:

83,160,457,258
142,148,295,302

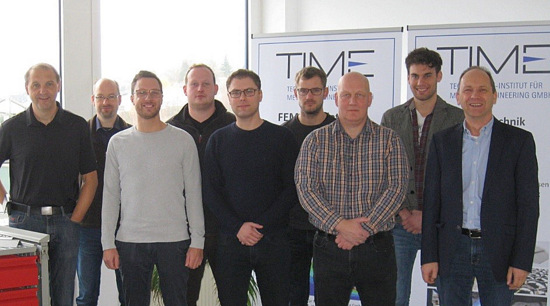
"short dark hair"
457,66,497,93
25,63,60,86
295,66,327,88
226,69,261,90
131,70,163,93
185,64,216,85
405,48,443,74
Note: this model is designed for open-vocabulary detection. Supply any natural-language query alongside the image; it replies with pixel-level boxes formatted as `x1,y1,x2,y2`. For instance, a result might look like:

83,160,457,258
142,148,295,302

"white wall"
251,0,550,34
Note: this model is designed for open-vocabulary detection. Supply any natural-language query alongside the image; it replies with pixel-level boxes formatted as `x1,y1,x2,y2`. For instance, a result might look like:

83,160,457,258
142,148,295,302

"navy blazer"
421,118,539,282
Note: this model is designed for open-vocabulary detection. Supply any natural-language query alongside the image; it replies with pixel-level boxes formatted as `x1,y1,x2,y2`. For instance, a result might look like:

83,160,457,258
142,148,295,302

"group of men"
0,46,539,306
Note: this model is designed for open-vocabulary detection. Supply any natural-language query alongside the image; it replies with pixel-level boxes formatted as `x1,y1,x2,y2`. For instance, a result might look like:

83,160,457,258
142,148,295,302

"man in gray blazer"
381,48,464,306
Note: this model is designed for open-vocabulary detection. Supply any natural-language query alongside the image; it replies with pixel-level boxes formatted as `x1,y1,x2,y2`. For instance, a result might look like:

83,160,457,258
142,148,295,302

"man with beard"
381,48,463,306
102,70,204,305
282,66,335,305
77,78,130,306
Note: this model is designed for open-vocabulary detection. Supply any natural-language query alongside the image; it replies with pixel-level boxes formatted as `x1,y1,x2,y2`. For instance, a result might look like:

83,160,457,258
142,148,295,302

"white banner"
251,29,403,124
408,22,550,305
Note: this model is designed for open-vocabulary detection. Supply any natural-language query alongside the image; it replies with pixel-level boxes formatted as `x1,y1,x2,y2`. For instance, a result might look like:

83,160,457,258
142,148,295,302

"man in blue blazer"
421,66,539,305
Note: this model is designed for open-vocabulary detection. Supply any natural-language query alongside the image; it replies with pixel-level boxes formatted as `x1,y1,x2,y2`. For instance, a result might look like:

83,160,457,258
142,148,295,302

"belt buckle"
468,230,481,239
41,206,53,215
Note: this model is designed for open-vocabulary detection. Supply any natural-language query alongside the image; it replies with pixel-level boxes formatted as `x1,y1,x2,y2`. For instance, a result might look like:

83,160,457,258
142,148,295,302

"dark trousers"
313,230,396,306
216,231,290,306
116,240,191,306
289,228,315,306
186,234,219,306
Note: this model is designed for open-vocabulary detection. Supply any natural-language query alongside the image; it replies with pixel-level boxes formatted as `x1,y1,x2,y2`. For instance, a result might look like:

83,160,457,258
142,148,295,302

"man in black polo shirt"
0,63,98,306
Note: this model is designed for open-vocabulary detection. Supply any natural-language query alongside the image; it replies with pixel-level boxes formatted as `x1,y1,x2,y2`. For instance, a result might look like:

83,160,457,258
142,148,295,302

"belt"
8,201,75,216
461,228,482,239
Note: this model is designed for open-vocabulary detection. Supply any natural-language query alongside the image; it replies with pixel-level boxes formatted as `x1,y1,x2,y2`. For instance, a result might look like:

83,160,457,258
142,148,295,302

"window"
100,0,247,124
0,1,60,224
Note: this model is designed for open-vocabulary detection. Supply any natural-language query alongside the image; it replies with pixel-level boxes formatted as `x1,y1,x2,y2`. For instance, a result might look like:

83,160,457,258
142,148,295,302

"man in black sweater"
203,69,299,306
167,64,235,305
282,66,335,306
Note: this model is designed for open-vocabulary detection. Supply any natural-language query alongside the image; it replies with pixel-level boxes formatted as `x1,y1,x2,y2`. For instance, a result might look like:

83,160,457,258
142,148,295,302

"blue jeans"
289,228,315,306
116,240,191,306
9,209,79,306
313,231,396,306
216,231,290,306
392,223,421,306
76,227,124,306
437,234,515,306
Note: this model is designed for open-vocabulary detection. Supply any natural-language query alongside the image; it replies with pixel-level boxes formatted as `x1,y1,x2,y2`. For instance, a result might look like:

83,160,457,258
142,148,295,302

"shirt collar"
95,115,122,131
334,118,373,137
25,102,64,127
463,117,494,137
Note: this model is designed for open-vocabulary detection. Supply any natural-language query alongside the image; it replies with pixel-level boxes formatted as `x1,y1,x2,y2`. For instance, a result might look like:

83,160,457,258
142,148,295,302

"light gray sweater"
101,125,204,250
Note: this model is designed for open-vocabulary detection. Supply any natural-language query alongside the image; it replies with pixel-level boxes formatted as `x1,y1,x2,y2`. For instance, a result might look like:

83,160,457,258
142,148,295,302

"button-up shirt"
295,119,409,235
462,118,493,230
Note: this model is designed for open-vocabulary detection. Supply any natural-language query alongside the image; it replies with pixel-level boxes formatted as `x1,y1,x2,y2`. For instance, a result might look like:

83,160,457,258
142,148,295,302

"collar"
334,118,373,137
95,115,123,131
25,102,64,127
463,117,494,137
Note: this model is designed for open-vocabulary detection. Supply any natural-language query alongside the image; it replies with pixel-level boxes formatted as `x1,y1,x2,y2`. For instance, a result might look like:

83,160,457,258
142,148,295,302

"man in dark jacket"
167,64,235,305
77,78,131,306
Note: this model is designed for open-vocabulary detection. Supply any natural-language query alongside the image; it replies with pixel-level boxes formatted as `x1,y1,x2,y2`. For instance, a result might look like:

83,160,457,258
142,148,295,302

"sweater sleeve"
182,135,205,249
101,139,121,250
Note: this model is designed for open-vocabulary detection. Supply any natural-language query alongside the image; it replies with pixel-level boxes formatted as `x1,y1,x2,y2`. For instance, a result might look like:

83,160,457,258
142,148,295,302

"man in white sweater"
102,70,205,306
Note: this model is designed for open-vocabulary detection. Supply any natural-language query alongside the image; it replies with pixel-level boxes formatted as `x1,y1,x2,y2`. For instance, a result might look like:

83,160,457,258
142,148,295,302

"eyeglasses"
228,88,258,99
296,88,324,96
94,94,119,102
134,89,162,99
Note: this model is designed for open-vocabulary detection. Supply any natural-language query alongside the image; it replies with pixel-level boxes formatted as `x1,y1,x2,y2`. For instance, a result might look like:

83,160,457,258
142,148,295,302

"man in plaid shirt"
295,71,409,306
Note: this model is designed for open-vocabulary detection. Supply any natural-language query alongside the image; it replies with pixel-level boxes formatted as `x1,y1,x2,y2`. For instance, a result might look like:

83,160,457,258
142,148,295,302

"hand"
237,222,264,246
335,217,370,246
185,247,204,269
421,262,438,284
507,267,529,290
402,210,422,234
103,248,120,270
335,234,355,250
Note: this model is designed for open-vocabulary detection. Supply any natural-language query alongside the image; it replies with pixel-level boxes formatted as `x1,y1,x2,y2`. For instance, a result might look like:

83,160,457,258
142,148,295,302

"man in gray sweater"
102,70,204,306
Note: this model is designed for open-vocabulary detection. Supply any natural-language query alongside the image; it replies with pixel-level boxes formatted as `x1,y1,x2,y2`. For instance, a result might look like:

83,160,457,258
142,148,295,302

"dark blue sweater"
203,121,299,236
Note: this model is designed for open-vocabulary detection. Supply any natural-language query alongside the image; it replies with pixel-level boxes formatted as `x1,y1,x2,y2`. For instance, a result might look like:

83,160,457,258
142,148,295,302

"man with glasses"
203,69,299,305
282,66,335,305
102,70,205,305
0,63,98,305
77,78,131,306
295,72,408,305
167,64,235,306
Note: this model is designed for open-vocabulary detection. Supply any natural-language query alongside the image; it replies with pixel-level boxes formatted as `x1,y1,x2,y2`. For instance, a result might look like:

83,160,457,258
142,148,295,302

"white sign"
251,29,403,124
409,22,550,305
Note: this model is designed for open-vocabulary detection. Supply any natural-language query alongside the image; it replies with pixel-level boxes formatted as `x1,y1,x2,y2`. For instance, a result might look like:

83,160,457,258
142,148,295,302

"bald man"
77,78,131,306
295,72,409,305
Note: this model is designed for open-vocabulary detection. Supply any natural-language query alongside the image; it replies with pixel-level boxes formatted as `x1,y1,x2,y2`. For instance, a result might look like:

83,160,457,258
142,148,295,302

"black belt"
461,228,482,239
8,201,75,216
